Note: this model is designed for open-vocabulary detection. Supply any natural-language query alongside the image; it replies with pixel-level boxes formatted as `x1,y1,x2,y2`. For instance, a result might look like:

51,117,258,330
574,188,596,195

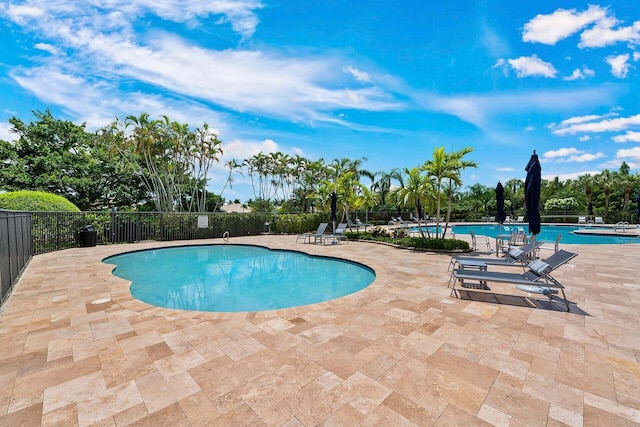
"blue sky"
1,1,640,203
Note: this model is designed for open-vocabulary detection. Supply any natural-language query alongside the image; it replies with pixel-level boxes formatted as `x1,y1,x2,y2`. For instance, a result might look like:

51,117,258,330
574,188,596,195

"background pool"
451,224,640,244
104,244,376,312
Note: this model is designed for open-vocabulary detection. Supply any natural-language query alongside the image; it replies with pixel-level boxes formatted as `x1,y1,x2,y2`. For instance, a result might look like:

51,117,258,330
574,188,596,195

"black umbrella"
588,200,593,217
495,182,507,225
330,191,337,231
524,151,541,245
636,192,640,222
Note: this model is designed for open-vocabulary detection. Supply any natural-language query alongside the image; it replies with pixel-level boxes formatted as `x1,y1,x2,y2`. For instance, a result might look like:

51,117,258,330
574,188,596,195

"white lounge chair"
320,223,349,244
595,217,605,224
451,249,578,311
296,222,328,244
516,216,524,223
578,216,586,224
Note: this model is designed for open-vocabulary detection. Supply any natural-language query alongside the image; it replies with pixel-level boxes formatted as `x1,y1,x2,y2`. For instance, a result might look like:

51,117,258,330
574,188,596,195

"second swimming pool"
450,224,640,244
103,244,376,312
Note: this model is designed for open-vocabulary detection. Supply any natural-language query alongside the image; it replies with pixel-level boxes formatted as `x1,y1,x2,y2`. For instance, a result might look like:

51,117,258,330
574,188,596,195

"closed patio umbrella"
524,151,541,248
495,182,507,225
330,191,337,232
636,192,640,222
588,201,593,217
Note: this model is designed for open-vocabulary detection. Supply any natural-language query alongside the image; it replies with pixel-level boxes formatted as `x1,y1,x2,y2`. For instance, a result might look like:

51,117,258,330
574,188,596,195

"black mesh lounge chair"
450,249,578,311
448,240,544,271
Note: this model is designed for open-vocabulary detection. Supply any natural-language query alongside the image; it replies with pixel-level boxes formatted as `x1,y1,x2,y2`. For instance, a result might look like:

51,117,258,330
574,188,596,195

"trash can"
263,222,271,233
79,225,97,247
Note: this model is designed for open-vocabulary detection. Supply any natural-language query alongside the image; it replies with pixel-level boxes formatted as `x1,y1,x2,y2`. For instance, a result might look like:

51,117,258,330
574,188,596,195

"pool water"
451,224,640,244
103,244,376,312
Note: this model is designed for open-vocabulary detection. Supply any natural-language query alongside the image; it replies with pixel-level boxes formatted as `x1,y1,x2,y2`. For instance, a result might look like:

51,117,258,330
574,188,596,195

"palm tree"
423,147,476,238
391,167,436,237
441,148,477,236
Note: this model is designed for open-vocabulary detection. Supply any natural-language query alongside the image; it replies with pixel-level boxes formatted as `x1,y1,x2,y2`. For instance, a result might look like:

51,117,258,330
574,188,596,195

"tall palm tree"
391,167,436,237
423,146,476,238
441,147,477,236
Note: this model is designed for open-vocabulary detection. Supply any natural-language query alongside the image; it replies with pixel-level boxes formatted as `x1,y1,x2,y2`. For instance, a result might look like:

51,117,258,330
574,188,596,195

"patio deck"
1,235,640,426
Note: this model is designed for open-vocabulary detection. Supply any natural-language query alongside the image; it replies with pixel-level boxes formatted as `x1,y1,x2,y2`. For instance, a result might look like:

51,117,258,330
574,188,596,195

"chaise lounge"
450,249,578,311
296,222,328,244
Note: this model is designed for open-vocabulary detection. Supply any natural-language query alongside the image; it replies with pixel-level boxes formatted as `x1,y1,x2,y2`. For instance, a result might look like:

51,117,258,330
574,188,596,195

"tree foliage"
0,190,80,211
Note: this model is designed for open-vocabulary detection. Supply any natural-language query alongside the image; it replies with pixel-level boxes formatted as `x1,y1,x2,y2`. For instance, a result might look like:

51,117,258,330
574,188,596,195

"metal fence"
1,210,32,303
0,210,270,302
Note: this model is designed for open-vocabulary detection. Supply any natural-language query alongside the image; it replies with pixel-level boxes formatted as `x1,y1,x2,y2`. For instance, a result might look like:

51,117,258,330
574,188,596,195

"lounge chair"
449,240,543,271
516,216,524,223
539,234,562,254
320,223,349,245
595,217,605,224
346,218,360,231
470,230,492,254
578,216,586,224
296,222,328,244
450,249,578,311
355,218,371,229
388,217,399,225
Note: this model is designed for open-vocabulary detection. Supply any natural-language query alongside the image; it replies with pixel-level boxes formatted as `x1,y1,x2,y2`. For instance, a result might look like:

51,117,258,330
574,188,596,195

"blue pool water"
451,224,640,244
103,245,376,312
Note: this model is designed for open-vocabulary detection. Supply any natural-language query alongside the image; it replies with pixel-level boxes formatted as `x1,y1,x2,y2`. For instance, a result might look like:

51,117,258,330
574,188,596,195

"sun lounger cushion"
508,248,524,259
528,260,552,275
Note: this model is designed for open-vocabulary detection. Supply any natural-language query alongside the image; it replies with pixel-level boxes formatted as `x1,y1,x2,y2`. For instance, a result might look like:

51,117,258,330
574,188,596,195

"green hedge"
347,232,470,251
270,213,330,234
0,190,80,212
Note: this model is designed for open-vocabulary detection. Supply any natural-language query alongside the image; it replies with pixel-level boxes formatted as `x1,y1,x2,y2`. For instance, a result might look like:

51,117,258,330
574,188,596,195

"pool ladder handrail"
222,230,230,242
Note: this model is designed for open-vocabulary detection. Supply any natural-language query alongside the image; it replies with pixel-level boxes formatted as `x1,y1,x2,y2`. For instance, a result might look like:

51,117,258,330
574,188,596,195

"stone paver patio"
1,235,640,426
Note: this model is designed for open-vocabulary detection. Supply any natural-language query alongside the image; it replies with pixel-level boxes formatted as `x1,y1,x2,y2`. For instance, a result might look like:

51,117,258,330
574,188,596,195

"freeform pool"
103,244,376,312
451,224,640,244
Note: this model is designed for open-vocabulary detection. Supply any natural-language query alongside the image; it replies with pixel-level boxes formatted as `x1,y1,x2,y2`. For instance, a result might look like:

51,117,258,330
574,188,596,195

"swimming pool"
103,244,376,312
451,224,640,244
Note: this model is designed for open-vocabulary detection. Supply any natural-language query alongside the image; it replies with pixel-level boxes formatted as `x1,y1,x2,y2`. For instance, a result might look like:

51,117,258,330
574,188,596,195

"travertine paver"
1,235,640,426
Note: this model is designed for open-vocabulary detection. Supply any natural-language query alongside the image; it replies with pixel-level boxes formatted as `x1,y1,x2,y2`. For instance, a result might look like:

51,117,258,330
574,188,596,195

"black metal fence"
30,211,270,254
0,210,270,302
1,210,32,303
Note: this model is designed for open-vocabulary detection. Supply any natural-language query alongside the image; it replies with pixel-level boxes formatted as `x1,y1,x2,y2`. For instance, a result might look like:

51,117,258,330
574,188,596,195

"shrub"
544,197,579,211
0,190,80,212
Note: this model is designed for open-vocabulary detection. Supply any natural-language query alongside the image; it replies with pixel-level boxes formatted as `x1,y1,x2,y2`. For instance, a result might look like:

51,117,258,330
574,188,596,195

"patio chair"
469,230,492,254
320,223,349,245
355,218,371,229
346,217,360,231
296,222,328,244
450,249,578,311
578,216,586,224
516,216,524,223
448,240,543,271
595,217,605,224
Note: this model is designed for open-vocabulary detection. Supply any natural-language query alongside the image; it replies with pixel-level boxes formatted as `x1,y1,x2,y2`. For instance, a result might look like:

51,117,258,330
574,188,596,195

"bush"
544,197,579,211
0,190,80,212
343,231,470,251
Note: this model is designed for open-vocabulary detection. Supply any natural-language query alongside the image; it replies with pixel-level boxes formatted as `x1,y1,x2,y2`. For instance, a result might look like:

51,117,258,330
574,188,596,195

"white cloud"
613,131,640,143
635,52,640,61
522,5,606,45
415,86,617,129
0,122,17,141
34,42,61,55
543,170,601,181
11,66,230,131
496,167,514,172
506,55,557,78
612,146,640,168
543,147,580,158
343,66,371,83
578,135,591,141
525,126,534,132
543,147,605,163
5,3,44,24
579,17,640,48
606,54,631,78
563,66,595,81
553,113,640,135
